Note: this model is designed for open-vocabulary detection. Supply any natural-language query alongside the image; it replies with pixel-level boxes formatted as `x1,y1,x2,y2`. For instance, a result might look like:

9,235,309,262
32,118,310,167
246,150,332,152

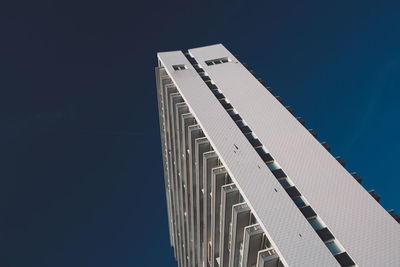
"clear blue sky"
1,1,399,266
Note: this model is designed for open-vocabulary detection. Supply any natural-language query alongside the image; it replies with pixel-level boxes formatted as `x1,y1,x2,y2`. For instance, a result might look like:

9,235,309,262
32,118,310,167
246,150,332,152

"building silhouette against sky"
155,44,400,267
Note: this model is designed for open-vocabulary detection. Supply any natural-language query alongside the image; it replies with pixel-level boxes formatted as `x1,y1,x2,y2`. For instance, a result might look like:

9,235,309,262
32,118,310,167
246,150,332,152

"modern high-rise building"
155,44,400,267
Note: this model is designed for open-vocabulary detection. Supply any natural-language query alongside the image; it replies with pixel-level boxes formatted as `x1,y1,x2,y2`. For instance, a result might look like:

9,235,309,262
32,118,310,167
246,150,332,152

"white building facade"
155,44,400,267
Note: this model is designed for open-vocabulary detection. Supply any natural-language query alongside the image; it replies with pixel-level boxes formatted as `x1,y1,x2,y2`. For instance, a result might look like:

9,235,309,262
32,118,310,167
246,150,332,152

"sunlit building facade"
155,44,400,267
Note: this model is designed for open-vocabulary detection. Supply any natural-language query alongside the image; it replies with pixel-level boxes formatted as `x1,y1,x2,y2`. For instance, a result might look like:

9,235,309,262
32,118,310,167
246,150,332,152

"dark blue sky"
1,1,399,266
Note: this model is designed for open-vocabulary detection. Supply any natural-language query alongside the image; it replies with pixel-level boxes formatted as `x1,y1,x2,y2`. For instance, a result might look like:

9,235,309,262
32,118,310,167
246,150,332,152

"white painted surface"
188,44,400,267
158,49,339,266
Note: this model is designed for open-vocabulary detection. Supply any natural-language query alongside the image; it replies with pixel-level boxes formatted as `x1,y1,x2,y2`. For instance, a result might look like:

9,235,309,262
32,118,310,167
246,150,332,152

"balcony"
300,206,316,219
335,156,346,167
316,228,334,242
259,153,273,164
285,186,301,198
308,129,317,138
239,125,251,134
286,106,294,114
256,248,282,267
350,172,362,183
334,252,355,267
321,142,331,152
271,169,286,179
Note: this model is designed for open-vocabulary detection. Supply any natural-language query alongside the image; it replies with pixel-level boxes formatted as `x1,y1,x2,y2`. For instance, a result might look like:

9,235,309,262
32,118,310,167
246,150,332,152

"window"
278,178,291,189
201,75,211,82
214,93,224,100
173,64,186,71
308,217,324,230
325,241,342,255
230,114,242,121
267,161,280,171
300,206,316,218
239,125,251,134
245,134,262,147
206,81,217,90
212,89,221,95
219,99,228,105
285,186,301,198
205,57,230,66
245,133,256,141
256,147,265,154
293,196,306,208
227,109,236,116
236,121,245,127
